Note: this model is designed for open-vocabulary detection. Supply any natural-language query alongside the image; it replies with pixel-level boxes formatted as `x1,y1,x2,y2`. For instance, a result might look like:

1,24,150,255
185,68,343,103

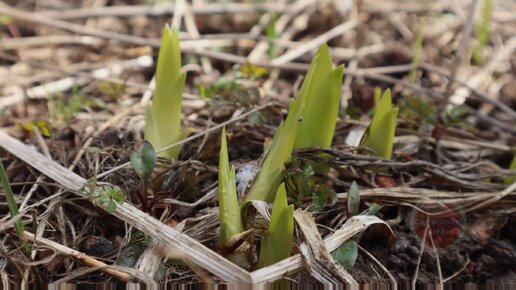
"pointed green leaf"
332,240,358,270
218,128,244,245
362,89,398,159
130,140,157,182
145,24,186,159
258,183,294,268
347,181,360,216
155,24,181,93
472,0,492,64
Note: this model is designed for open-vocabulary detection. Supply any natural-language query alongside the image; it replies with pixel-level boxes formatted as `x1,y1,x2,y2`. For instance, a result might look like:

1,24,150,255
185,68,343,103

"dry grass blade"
0,131,251,284
38,3,290,19
442,0,480,108
22,231,132,282
294,210,357,285
0,56,153,110
136,240,165,279
336,186,516,213
270,20,358,66
0,3,307,72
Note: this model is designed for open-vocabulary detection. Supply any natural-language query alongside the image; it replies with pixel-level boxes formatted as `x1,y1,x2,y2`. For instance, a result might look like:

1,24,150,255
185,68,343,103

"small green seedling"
472,0,492,64
130,141,157,211
257,183,294,268
84,147,126,214
331,180,360,269
409,17,425,84
266,14,279,59
89,185,127,213
130,141,157,183
244,44,343,203
218,128,245,247
362,89,399,159
48,86,89,124
0,160,29,253
145,24,187,159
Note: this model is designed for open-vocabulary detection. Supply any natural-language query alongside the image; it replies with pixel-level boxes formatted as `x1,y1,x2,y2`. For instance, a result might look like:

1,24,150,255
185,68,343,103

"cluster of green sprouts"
132,25,401,269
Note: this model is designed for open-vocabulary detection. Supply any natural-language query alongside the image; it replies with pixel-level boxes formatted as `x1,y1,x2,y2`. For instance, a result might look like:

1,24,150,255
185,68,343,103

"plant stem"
0,160,29,253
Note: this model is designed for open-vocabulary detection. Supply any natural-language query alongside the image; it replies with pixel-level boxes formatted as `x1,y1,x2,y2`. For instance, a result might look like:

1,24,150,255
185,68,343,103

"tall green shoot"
472,0,492,65
244,44,343,203
362,89,398,159
409,17,425,84
218,128,245,246
266,14,279,59
145,24,186,159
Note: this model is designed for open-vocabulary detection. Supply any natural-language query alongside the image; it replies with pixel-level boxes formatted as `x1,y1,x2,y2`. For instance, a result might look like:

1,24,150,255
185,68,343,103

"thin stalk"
0,160,29,253
409,17,425,84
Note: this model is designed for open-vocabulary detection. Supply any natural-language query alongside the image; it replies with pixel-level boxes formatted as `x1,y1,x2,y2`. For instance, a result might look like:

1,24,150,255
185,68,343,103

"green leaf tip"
258,183,294,268
362,89,398,159
218,127,244,246
145,24,186,159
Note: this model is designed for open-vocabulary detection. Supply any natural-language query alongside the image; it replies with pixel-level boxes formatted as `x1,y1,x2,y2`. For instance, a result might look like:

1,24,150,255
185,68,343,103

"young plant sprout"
472,0,492,64
294,44,344,150
218,128,245,248
145,24,187,159
0,160,29,253
244,44,343,203
362,89,399,159
257,183,294,268
409,17,425,84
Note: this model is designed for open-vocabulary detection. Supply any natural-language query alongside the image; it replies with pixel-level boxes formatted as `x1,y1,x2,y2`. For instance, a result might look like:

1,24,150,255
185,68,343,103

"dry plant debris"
0,0,515,288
